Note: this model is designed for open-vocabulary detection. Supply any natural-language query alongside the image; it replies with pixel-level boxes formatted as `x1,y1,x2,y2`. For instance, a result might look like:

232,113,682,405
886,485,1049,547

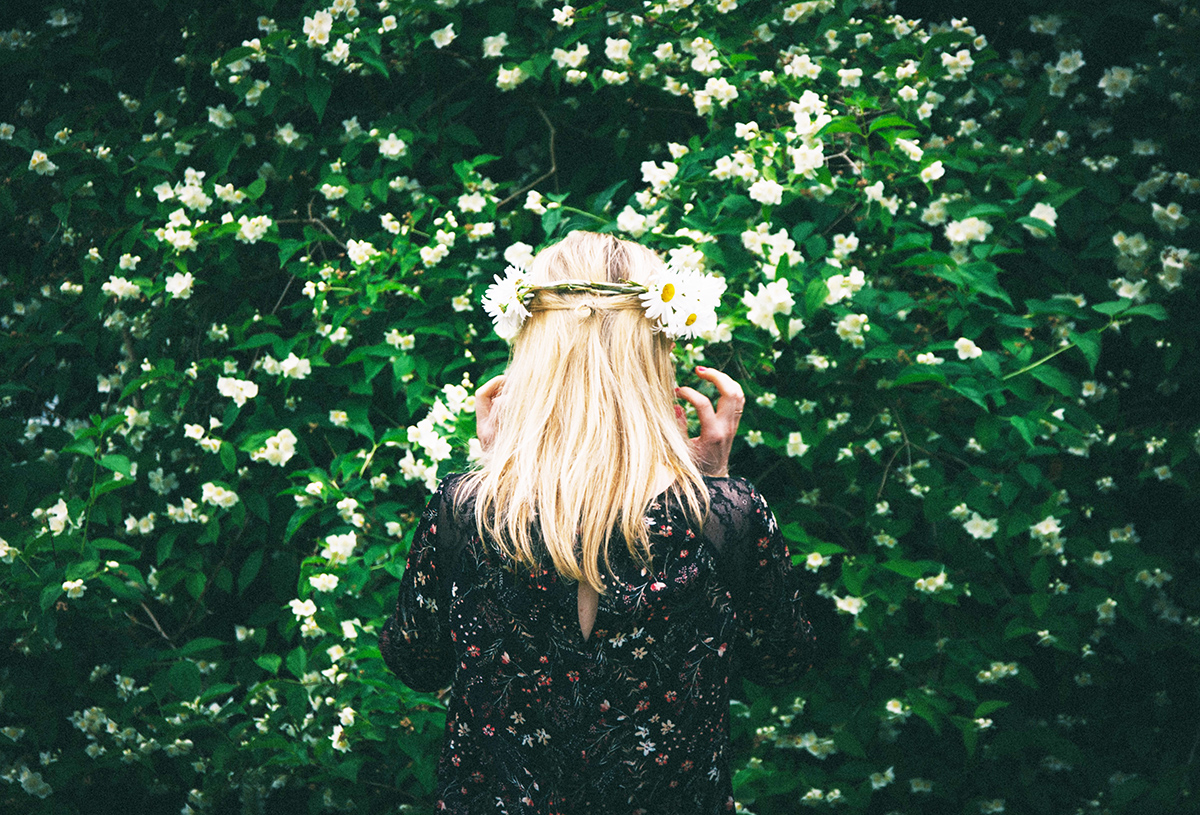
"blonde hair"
465,231,708,593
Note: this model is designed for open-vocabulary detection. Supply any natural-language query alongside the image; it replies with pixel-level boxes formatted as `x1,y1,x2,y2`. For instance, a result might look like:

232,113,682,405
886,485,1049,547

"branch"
276,200,348,251
496,107,558,210
129,602,176,648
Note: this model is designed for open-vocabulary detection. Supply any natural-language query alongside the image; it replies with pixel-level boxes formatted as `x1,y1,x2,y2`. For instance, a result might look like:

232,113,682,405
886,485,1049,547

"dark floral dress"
380,474,815,815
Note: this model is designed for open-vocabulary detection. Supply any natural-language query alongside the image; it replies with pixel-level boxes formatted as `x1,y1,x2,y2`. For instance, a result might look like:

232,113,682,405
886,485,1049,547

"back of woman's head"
469,231,708,592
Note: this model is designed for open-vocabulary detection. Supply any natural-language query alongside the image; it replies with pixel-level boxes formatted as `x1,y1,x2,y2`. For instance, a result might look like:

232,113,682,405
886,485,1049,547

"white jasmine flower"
552,5,575,26
954,337,983,359
919,161,945,183
216,377,259,407
236,214,272,244
289,598,317,618
347,239,378,265
250,428,298,467
963,512,998,539
322,532,357,566
835,595,865,615
378,132,407,158
430,24,456,49
165,272,194,299
1023,203,1058,237
303,11,333,47
309,573,340,592
201,482,239,508
748,178,784,206
29,150,59,176
102,275,141,300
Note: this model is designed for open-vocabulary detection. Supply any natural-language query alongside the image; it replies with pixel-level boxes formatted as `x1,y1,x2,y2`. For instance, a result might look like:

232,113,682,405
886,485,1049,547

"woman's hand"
675,366,745,477
475,375,506,452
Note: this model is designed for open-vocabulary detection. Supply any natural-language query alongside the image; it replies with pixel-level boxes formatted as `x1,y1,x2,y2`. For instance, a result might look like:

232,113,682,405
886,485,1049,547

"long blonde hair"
465,231,709,593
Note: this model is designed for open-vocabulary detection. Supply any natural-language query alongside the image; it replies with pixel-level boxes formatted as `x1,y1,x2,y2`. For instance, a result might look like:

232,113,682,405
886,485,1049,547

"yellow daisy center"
660,283,675,303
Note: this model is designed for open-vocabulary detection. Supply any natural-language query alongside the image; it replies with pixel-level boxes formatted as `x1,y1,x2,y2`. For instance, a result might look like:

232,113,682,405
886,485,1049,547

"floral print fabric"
380,474,816,814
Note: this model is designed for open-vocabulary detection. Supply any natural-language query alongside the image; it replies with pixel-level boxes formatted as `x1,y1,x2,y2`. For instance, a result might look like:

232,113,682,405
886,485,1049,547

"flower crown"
482,262,727,342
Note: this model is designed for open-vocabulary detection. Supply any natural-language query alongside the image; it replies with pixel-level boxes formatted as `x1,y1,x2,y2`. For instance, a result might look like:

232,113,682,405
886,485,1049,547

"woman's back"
381,473,814,815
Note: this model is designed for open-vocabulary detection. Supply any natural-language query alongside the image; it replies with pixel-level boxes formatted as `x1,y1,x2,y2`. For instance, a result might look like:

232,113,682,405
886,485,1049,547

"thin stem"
134,602,176,648
555,205,608,224
358,444,378,478
1001,340,1077,381
496,107,558,210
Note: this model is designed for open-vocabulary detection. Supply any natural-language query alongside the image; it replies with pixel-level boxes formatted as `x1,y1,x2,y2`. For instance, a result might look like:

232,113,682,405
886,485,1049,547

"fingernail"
696,365,706,372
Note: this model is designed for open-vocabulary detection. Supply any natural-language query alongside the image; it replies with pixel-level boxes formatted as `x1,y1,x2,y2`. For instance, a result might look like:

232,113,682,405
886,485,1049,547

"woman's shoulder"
699,475,773,531
429,473,478,526
701,474,765,503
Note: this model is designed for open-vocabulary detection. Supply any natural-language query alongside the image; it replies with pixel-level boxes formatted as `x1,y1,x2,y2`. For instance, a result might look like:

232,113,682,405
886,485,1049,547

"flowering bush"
0,0,1197,812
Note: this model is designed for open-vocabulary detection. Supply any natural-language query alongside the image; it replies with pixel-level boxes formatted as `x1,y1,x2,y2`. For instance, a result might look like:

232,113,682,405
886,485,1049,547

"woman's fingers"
475,375,506,450
695,365,745,429
677,367,745,477
476,375,506,406
675,385,716,428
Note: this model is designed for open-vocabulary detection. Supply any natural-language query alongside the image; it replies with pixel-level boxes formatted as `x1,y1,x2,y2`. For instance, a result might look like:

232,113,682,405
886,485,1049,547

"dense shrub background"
1,0,1197,812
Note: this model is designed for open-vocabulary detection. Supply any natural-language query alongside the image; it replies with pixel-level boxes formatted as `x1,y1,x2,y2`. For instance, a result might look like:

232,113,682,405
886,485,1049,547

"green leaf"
965,203,1006,219
233,333,282,351
1029,364,1075,397
1124,303,1168,321
1073,331,1100,373
91,538,139,555
157,530,178,565
952,379,988,409
285,506,319,543
99,454,133,477
880,560,926,579
1031,591,1050,618
220,441,237,473
255,654,283,675
1009,416,1037,448
278,238,308,266
804,278,829,318
891,368,948,388
869,114,917,134
1092,300,1130,316
177,637,225,656
185,570,207,599
959,261,1012,306
168,659,202,698
1015,216,1055,238
238,550,264,594
974,700,1010,717
444,123,481,146
818,116,862,136
40,582,63,611
831,728,867,758
893,230,932,252
62,438,96,457
306,77,332,121
899,251,957,268
286,645,307,679
1018,462,1042,487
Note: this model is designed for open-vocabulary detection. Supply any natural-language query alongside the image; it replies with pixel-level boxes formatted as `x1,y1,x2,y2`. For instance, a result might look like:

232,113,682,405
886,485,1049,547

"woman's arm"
726,484,816,686
379,484,456,692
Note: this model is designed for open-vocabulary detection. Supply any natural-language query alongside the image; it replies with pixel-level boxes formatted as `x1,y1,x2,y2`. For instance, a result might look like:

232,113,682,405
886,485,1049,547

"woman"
381,232,815,814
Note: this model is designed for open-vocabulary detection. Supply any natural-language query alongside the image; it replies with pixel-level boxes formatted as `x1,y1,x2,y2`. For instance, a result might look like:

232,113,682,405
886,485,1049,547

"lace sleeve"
379,481,456,692
708,478,816,686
